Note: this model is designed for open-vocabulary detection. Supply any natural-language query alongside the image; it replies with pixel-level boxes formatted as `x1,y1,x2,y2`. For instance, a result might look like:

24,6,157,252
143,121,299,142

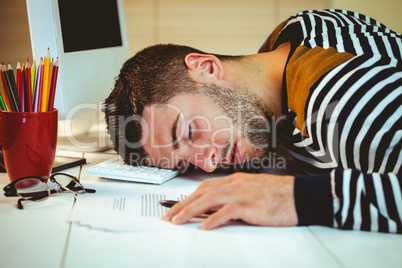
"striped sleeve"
332,169,402,233
294,170,402,233
276,10,402,233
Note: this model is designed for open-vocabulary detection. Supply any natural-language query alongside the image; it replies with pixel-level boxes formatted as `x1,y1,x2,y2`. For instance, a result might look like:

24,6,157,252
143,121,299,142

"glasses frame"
3,172,95,209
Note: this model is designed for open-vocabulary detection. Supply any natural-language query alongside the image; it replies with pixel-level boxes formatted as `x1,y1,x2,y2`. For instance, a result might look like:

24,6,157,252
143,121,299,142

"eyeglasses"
3,173,96,209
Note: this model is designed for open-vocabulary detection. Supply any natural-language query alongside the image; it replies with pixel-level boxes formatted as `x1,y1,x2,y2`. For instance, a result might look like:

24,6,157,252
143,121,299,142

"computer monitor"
26,0,130,151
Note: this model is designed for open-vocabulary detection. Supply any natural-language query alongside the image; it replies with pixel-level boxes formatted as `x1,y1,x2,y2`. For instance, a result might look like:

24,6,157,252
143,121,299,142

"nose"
187,146,218,173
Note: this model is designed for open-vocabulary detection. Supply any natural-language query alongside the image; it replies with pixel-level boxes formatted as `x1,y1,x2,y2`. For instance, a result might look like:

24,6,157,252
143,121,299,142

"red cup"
0,109,58,182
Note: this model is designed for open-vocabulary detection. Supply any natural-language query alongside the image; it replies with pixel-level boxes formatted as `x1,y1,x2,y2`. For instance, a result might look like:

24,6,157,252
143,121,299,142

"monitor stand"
57,110,112,153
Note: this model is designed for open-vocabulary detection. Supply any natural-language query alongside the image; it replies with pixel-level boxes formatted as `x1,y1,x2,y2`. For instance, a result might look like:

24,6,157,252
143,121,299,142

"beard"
201,83,272,160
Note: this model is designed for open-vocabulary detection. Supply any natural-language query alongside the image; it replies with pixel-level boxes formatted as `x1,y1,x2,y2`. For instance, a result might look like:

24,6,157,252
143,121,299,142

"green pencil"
7,63,21,111
31,59,36,96
2,64,19,112
0,72,7,111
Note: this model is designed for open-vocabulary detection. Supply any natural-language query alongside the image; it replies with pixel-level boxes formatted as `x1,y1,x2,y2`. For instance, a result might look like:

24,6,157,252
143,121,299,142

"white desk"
1,150,401,268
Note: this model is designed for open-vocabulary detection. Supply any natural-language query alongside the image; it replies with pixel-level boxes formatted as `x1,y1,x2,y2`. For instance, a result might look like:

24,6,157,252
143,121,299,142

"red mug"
0,109,58,182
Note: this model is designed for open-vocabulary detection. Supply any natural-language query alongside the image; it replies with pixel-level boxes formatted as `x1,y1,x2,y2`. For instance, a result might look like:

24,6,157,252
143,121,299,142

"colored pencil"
48,58,59,111
2,65,19,111
1,50,59,113
25,58,33,112
46,59,53,112
41,49,50,112
21,64,26,112
2,65,17,112
48,58,53,87
0,87,7,110
0,64,7,111
0,64,12,111
38,58,44,112
16,62,21,101
7,64,21,111
33,58,43,112
31,59,36,96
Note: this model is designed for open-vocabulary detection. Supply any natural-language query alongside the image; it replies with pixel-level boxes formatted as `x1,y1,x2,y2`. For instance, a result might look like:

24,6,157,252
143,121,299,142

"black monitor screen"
58,0,123,53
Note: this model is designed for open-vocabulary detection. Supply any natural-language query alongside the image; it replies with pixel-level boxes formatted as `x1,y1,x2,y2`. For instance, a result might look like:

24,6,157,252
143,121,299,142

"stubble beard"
201,83,271,162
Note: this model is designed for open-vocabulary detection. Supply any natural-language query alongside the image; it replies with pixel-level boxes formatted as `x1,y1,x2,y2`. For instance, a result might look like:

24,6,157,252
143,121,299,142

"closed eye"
188,123,193,141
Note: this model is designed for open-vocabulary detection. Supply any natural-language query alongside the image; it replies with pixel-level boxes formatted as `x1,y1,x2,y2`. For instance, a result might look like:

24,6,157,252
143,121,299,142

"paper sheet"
73,162,298,232
69,188,203,231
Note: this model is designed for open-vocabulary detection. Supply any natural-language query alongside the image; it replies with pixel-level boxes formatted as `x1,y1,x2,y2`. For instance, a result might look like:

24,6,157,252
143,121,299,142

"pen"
159,200,215,215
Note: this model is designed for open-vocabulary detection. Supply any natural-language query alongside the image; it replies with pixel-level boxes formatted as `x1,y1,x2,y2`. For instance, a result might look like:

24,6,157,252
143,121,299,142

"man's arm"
162,170,402,233
162,173,298,230
296,169,402,233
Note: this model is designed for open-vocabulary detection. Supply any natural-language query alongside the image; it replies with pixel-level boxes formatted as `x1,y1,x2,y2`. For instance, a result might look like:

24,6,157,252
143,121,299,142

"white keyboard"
86,156,179,184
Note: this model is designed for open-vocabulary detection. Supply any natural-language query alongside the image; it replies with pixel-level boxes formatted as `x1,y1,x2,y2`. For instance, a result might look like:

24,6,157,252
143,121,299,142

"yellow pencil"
48,58,53,101
41,48,50,112
31,59,36,96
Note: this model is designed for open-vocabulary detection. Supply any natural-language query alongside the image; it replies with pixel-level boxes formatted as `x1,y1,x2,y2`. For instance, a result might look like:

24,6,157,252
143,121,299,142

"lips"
229,143,243,165
225,143,243,165
227,144,235,165
234,143,243,164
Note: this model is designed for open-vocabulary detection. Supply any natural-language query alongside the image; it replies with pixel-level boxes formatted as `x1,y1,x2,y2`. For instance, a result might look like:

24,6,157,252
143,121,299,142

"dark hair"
103,44,208,165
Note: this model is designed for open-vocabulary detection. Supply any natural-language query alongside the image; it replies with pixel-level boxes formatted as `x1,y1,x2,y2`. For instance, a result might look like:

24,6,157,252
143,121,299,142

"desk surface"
1,150,401,268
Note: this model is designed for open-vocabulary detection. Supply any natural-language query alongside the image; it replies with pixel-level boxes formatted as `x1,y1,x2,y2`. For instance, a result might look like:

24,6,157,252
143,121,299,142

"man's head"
104,44,275,172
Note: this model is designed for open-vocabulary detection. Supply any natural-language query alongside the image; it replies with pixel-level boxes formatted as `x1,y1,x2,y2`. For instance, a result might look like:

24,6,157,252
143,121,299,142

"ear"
184,53,224,81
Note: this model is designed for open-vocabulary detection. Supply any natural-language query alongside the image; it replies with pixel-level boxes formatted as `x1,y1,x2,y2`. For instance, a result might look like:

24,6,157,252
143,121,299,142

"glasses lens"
14,178,49,200
52,174,85,194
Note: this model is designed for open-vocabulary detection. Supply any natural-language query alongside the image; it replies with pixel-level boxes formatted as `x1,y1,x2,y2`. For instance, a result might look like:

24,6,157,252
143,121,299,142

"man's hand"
162,173,298,230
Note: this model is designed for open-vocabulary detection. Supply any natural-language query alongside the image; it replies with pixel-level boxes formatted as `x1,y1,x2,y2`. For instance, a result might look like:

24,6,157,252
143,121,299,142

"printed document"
69,188,202,231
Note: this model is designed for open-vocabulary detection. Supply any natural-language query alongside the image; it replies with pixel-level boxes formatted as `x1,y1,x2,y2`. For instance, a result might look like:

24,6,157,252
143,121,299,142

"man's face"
141,86,271,172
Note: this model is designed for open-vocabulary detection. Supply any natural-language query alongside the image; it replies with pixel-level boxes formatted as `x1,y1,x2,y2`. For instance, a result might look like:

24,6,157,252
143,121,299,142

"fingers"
167,193,228,225
200,203,240,230
162,176,237,221
162,173,298,230
161,190,207,221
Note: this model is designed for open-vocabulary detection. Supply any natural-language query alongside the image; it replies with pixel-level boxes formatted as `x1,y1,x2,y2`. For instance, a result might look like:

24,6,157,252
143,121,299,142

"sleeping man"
104,10,402,233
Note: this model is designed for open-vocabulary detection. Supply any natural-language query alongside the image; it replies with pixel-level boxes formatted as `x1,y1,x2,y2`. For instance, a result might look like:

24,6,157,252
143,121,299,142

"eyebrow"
171,113,181,150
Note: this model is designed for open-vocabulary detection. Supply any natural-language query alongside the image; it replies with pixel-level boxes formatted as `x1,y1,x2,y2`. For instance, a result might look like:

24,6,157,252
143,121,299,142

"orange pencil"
41,48,50,112
48,58,53,87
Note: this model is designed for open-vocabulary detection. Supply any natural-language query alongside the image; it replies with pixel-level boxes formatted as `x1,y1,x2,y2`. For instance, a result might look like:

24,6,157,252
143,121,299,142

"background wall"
125,0,325,55
328,0,402,33
0,0,33,65
0,0,401,65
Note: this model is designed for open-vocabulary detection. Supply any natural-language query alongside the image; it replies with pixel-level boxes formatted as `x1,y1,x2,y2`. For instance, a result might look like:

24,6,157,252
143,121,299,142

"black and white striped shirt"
260,9,401,233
